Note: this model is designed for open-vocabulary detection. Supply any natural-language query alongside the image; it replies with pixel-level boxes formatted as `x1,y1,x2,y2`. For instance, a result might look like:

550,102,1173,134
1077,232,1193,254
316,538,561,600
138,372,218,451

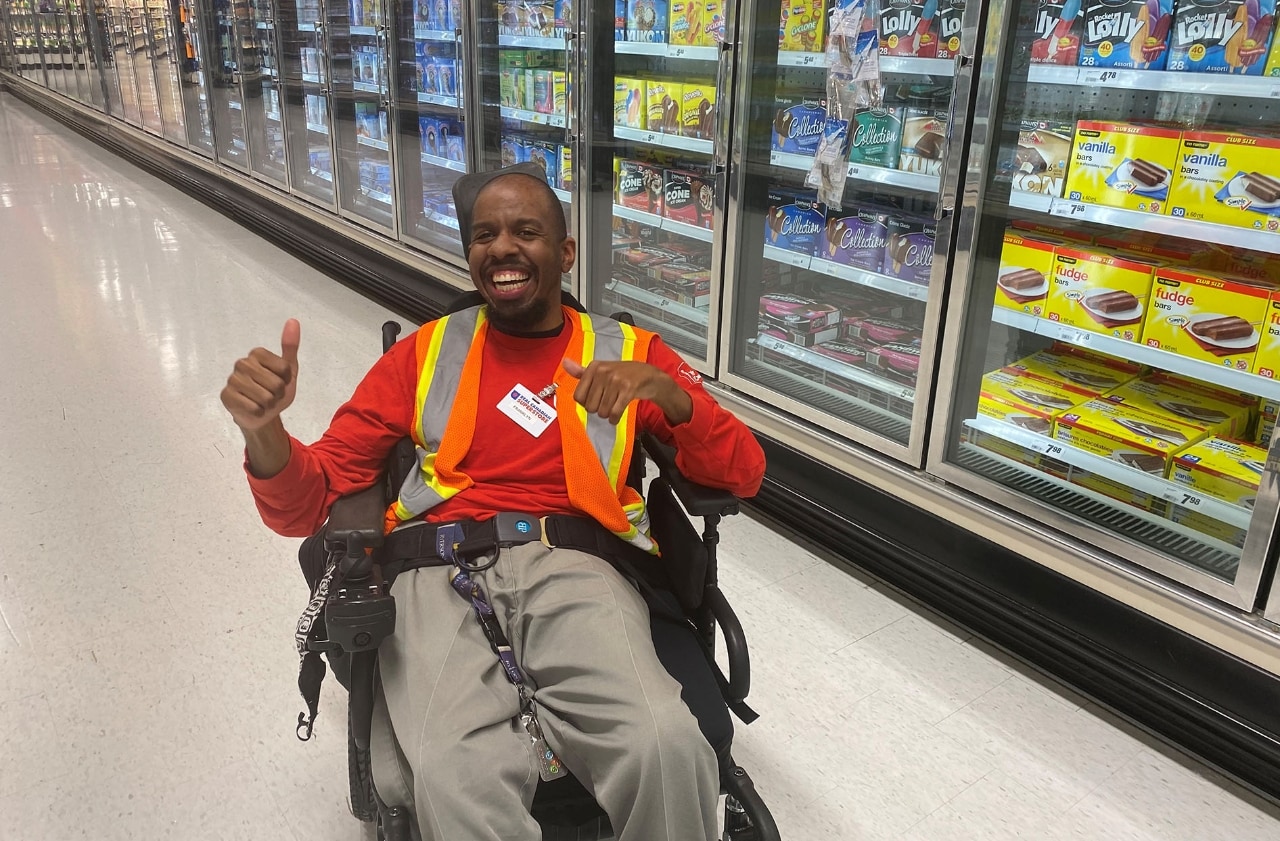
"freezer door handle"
933,54,972,221
713,39,734,170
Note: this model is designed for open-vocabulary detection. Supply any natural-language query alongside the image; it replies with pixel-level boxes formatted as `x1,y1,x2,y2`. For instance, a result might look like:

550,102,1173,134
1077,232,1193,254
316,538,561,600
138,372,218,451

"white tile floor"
0,91,1277,841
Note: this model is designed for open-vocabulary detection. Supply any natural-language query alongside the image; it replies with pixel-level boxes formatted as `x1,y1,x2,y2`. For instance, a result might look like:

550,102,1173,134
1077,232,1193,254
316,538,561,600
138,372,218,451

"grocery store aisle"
0,91,1277,841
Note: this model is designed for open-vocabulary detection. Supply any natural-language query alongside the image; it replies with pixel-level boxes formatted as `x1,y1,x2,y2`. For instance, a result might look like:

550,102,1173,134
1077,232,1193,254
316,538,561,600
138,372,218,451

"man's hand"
221,320,300,478
563,358,693,426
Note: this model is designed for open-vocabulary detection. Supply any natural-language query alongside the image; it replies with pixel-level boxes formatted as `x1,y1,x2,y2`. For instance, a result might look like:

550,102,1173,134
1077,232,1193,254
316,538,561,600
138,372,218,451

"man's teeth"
493,271,529,285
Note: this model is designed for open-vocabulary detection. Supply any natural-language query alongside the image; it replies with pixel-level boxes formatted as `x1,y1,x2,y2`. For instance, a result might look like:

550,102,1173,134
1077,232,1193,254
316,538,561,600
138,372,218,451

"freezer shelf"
614,42,717,62
1027,64,1280,100
990,307,1280,401
613,205,713,242
497,34,563,50
777,51,954,76
755,334,916,402
414,26,455,41
614,126,713,156
500,106,566,128
421,151,465,172
769,150,940,192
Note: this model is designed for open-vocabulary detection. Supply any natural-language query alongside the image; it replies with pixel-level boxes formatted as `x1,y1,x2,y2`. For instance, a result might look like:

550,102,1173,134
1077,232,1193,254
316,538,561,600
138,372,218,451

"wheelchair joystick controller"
323,533,396,656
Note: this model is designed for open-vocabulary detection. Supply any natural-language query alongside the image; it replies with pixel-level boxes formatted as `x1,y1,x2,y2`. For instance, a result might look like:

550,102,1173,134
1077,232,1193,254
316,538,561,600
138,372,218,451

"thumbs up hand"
221,319,302,432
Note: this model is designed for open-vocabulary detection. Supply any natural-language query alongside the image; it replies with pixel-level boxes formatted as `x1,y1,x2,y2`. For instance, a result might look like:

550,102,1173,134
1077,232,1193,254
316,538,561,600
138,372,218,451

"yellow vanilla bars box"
1064,121,1182,214
1053,398,1210,475
1045,245,1160,342
1141,267,1270,372
1169,131,1280,235
1003,347,1141,395
1101,378,1254,439
1070,468,1166,513
995,230,1061,317
1171,436,1267,507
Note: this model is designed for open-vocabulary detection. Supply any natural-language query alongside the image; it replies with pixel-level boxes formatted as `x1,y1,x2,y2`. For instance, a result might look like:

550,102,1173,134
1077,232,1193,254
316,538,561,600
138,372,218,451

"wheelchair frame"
314,308,781,841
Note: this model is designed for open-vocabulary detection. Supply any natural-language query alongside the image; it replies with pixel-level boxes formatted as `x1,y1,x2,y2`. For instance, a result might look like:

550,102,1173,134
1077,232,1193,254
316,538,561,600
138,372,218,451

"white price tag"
770,151,782,166
847,164,863,179
643,131,659,143
897,386,915,400
670,46,687,58
1163,488,1207,510
1051,200,1091,219
1270,87,1280,99
1082,69,1119,85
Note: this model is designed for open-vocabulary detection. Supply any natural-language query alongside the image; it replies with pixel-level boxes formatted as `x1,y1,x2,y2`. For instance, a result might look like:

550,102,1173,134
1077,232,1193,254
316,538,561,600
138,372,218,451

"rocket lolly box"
1080,0,1175,69
1030,0,1085,64
1167,0,1275,73
1268,23,1280,70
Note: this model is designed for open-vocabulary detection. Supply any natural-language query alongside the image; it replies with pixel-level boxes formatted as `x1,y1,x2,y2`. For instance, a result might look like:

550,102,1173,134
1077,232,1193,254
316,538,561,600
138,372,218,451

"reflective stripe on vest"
390,305,658,554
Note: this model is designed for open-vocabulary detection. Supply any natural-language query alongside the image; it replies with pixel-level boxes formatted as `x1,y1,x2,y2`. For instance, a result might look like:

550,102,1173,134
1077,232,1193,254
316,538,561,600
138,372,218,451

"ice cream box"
759,292,842,332
558,143,573,190
1171,435,1266,506
1010,219,1095,243
701,0,728,44
446,131,465,164
1257,396,1278,445
670,0,703,45
1030,0,1085,64
617,0,628,38
759,322,841,346
848,106,906,169
843,317,922,346
995,230,1060,317
880,0,943,57
661,269,713,306
980,369,1093,432
780,0,827,51
1005,120,1074,197
820,207,890,271
1141,266,1270,371
1045,245,1159,342
1053,398,1210,474
617,159,666,213
898,104,949,176
1080,0,1176,69
555,0,574,36
681,83,717,139
1167,0,1276,74
663,169,716,229
513,0,555,36
883,215,936,284
771,92,827,155
867,342,922,384
1094,230,1216,264
1169,131,1280,232
438,59,458,97
614,78,645,129
646,81,684,134
527,141,559,187
1249,293,1280,378
1202,245,1280,281
1064,121,1182,213
627,0,669,41
1102,378,1254,438
532,69,553,114
1268,22,1280,71
813,340,872,369
936,0,967,58
1169,506,1248,546
1003,348,1141,395
1071,470,1168,512
420,117,445,157
764,189,826,255
969,400,1052,469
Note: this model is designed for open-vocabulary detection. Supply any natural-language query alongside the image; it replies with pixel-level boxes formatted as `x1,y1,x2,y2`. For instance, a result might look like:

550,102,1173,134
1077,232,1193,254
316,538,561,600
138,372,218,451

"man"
221,163,765,840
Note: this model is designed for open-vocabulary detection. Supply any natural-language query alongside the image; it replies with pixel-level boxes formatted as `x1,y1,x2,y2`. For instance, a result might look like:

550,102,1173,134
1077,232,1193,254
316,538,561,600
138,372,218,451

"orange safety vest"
386,304,659,553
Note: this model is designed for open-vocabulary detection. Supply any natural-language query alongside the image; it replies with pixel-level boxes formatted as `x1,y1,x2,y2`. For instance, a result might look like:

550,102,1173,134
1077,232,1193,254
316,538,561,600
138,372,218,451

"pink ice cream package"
759,293,842,332
843,316,923,346
867,342,922,383
813,341,872,366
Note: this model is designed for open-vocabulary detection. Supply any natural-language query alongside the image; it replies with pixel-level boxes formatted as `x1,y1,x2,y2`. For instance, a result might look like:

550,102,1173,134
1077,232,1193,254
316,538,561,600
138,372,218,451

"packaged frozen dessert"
1168,130,1280,234
847,105,906,170
1045,245,1160,342
882,215,936,285
772,91,827,155
1103,377,1254,438
1080,0,1175,69
764,188,826,255
1064,121,1182,214
1003,346,1142,395
1171,435,1266,506
1005,120,1074,198
820,206,891,271
1053,397,1210,474
779,0,827,51
1140,266,1270,371
1167,0,1276,75
995,229,1061,317
1030,0,1084,64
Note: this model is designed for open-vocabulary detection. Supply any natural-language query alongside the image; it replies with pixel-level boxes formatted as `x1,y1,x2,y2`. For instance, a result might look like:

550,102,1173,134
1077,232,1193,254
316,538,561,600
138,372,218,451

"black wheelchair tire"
348,713,379,823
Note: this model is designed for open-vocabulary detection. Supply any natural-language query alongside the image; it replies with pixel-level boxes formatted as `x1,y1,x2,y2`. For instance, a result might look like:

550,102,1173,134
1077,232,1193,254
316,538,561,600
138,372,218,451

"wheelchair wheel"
348,713,378,823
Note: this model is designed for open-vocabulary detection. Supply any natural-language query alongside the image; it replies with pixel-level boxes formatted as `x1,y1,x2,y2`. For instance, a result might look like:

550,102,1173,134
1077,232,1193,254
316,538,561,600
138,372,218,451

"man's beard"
485,292,554,333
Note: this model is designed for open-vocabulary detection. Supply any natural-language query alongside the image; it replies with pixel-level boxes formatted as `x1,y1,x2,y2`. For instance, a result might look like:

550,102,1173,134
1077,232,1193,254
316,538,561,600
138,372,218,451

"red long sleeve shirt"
247,315,766,537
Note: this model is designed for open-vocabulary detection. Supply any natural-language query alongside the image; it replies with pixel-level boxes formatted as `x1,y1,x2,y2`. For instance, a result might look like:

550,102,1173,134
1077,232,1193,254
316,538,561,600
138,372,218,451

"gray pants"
369,540,719,841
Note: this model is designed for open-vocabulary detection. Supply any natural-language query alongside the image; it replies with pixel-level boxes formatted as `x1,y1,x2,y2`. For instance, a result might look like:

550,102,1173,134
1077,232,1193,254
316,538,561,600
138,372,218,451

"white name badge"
498,383,557,438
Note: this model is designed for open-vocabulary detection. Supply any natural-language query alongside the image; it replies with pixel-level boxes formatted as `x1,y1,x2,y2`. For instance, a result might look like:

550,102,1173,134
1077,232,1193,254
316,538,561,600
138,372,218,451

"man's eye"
473,231,494,242
520,229,539,238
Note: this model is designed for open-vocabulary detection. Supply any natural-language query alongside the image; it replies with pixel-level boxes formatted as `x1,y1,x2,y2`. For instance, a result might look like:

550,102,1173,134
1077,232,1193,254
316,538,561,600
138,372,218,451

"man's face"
467,176,575,333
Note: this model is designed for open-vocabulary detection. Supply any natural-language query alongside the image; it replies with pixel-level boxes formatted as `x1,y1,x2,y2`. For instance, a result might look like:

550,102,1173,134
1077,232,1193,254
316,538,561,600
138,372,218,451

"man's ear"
561,235,577,274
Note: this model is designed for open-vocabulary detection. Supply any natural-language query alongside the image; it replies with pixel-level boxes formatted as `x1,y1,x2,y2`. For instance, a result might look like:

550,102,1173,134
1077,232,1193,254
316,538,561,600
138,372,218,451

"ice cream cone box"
879,0,944,57
764,189,826,255
995,230,1061,317
662,169,715,229
771,92,827,155
1053,398,1210,474
1081,0,1176,69
669,0,702,45
779,0,827,51
1045,246,1159,342
882,215,936,284
1167,0,1276,74
1030,0,1085,64
614,78,646,129
627,0,669,41
701,0,727,43
1005,120,1074,197
1249,293,1280,378
1065,121,1182,213
1141,267,1270,370
1102,378,1254,437
681,83,717,139
1169,131,1280,233
898,104,949,176
1268,22,1280,71
1171,435,1267,506
1004,347,1142,395
820,207,890,271
646,81,683,134
616,158,666,214
848,106,906,169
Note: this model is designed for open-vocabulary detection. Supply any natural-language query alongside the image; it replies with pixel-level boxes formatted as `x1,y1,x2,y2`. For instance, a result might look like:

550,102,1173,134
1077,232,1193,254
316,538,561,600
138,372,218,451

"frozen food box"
1005,120,1074,197
771,92,827,155
1045,245,1160,342
868,342,922,384
1064,121,1182,214
1250,293,1280,379
1103,378,1254,438
552,71,568,116
662,168,716,229
759,293,842,331
880,0,944,57
1141,266,1270,371
995,230,1060,317
670,0,703,45
617,0,628,38
681,82,717,139
1171,436,1266,512
555,0,574,36
1053,397,1210,474
820,206,891,271
1004,347,1142,395
779,0,827,51
882,215,936,285
627,0,669,41
614,77,646,129
1029,0,1085,64
936,0,967,58
1257,396,1278,445
764,188,826,255
847,106,906,169
1170,506,1248,546
1071,469,1167,512
702,0,728,44
1167,0,1276,74
980,369,1093,437
1168,130,1280,234
1080,0,1176,69
616,158,666,214
645,81,683,133
759,322,841,346
898,102,949,176
1010,219,1096,243
1094,230,1217,265
1202,246,1280,282
844,317,922,346
814,341,871,368
1268,23,1280,72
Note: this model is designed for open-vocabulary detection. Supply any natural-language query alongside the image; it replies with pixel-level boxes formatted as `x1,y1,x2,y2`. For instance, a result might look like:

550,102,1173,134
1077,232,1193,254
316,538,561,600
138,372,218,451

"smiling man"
221,163,765,841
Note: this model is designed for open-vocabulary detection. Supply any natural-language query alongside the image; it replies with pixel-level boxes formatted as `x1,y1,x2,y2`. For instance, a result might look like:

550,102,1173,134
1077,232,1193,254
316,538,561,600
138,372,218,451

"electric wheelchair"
299,293,781,841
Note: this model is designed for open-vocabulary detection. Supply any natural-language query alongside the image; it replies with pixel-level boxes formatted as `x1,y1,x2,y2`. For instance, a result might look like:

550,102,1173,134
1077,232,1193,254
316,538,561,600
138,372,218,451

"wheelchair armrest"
640,433,740,519
323,483,389,553
705,586,749,704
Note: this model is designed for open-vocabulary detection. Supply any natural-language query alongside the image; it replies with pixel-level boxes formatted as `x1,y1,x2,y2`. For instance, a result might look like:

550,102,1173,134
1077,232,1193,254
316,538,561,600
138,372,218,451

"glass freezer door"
125,0,164,133
145,0,187,144
36,0,70,96
279,0,337,207
242,0,289,184
207,0,252,167
66,1,97,105
931,0,1280,608
102,0,143,125
330,0,396,232
176,0,214,153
